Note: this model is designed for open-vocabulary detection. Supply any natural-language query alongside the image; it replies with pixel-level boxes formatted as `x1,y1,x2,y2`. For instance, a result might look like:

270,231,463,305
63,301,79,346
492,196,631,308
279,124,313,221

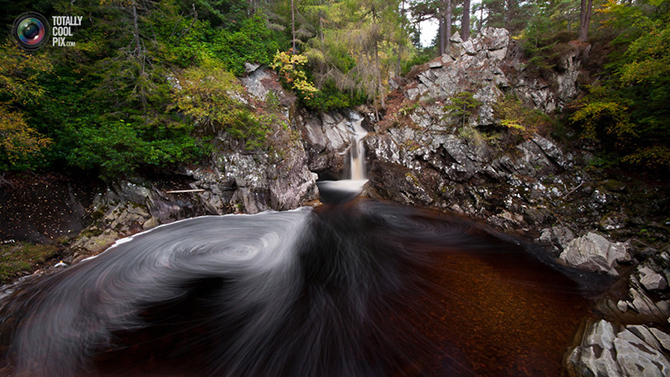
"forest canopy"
1,0,668,178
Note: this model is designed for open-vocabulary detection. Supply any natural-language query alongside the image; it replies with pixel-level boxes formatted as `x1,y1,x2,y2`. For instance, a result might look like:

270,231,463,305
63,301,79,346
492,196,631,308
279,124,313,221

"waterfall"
316,113,368,203
348,118,367,181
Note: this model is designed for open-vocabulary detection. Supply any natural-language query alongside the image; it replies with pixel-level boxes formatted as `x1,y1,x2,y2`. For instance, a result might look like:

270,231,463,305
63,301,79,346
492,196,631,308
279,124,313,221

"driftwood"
165,189,205,194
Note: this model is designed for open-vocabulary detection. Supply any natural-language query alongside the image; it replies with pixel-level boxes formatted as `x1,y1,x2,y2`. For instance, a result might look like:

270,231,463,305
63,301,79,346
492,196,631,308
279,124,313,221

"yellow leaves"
0,42,52,106
618,23,670,86
493,95,546,138
271,50,318,99
571,99,631,141
0,106,51,162
0,42,52,165
500,119,526,131
622,146,670,167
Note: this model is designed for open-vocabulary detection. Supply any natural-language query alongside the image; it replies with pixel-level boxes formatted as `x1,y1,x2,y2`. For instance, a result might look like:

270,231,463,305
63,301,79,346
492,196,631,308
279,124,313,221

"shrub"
172,60,271,149
494,94,551,137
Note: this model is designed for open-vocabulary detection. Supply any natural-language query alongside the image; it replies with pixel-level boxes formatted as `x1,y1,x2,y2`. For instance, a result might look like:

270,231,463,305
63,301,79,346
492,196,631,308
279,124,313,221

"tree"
0,42,52,169
410,0,452,55
578,0,593,41
295,0,410,114
462,0,471,40
478,0,528,34
571,0,670,170
291,0,297,51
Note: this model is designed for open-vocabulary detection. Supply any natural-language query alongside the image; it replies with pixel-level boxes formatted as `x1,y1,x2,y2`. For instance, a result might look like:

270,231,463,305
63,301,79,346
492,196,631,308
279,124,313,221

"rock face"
365,122,581,230
566,319,670,377
67,65,319,260
187,143,318,215
185,65,318,214
363,27,596,232
299,109,366,179
559,232,630,276
363,29,670,376
402,27,584,123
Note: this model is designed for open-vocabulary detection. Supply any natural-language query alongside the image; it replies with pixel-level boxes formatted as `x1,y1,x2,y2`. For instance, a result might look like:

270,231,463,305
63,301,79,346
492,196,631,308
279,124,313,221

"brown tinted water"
0,200,594,377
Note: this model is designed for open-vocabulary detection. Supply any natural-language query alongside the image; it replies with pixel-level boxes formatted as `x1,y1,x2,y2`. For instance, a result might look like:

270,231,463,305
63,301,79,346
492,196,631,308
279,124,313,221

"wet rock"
142,217,160,230
366,161,435,206
621,276,670,321
559,232,630,276
649,327,670,351
638,266,668,291
566,319,670,377
615,327,670,376
70,229,118,255
566,319,621,377
300,110,365,178
548,225,575,248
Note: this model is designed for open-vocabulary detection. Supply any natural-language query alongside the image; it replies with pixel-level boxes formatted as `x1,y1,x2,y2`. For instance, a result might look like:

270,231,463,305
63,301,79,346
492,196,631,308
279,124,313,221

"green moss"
0,242,58,282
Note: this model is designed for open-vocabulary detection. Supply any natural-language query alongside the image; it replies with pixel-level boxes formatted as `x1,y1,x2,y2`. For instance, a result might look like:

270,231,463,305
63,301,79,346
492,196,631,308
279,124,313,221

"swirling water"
0,200,597,377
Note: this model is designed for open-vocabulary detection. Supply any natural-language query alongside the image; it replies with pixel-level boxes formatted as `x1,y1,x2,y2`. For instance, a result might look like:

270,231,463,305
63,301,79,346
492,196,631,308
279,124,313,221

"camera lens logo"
12,12,50,51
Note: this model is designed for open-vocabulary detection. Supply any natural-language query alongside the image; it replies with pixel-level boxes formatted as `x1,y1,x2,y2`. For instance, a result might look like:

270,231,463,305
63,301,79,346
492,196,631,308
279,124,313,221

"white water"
349,118,367,181
317,115,368,200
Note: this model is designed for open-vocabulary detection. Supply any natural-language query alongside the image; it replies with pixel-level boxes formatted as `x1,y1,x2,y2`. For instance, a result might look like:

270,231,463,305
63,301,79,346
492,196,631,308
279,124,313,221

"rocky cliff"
355,27,670,376
3,26,670,377
61,64,320,263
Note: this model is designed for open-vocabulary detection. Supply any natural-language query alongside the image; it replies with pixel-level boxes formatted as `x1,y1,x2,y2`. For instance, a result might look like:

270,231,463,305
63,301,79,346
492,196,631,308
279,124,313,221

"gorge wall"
3,26,670,377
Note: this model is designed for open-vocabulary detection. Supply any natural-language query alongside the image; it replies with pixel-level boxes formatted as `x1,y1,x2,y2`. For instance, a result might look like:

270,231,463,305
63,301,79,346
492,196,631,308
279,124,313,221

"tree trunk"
505,0,512,30
397,0,406,76
375,40,384,109
291,0,296,52
131,1,142,56
479,5,483,32
579,0,593,42
372,7,385,110
438,18,445,55
462,0,470,40
445,0,452,47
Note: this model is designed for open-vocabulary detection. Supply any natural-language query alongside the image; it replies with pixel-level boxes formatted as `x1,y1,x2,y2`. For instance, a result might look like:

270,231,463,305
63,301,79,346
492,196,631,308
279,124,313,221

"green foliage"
0,107,51,170
1,0,289,178
301,80,365,112
519,0,579,73
173,61,271,149
494,94,551,137
570,0,670,171
401,46,436,76
0,42,53,170
67,120,203,178
443,92,483,128
212,14,288,76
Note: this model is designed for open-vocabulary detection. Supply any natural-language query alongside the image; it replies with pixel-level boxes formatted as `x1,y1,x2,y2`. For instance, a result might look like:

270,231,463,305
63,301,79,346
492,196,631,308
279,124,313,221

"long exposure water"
0,199,599,377
316,114,368,200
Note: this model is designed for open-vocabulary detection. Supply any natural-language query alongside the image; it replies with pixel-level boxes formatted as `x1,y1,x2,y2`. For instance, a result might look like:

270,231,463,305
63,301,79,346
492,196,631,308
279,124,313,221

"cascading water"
348,117,368,181
316,113,369,203
0,199,603,377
